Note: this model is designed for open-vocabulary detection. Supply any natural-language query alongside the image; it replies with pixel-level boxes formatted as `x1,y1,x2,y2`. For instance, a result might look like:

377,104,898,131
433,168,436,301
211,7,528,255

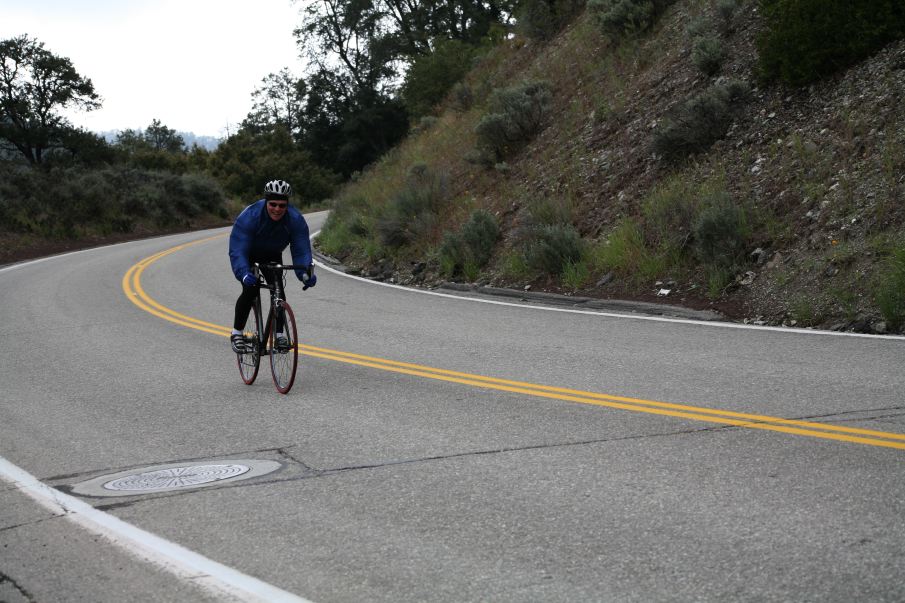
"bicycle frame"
252,264,289,356
239,262,303,394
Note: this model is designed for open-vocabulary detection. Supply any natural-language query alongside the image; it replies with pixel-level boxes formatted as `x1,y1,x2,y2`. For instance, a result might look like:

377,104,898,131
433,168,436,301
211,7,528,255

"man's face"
266,199,288,221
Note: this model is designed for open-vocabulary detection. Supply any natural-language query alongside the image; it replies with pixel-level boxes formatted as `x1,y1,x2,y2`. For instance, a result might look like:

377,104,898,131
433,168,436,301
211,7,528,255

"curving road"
2,211,905,602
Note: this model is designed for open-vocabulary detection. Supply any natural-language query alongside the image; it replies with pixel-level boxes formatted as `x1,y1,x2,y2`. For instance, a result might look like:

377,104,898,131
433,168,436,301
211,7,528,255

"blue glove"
241,272,257,287
299,265,317,290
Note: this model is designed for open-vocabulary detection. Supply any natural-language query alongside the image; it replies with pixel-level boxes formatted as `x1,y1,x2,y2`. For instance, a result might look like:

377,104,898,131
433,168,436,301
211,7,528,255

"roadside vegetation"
316,0,905,332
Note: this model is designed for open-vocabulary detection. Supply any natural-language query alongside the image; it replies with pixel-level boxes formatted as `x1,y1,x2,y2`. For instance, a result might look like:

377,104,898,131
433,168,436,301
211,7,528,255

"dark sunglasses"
268,202,288,209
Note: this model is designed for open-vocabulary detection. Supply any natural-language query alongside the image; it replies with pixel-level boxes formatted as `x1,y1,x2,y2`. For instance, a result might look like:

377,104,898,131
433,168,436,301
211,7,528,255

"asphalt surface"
2,211,905,602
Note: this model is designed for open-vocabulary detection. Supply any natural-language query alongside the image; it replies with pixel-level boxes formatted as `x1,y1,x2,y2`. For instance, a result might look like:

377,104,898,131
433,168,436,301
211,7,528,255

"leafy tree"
295,0,398,95
0,34,101,165
144,118,185,153
114,128,153,154
402,38,475,116
54,127,115,166
111,119,189,172
246,68,307,137
293,0,512,174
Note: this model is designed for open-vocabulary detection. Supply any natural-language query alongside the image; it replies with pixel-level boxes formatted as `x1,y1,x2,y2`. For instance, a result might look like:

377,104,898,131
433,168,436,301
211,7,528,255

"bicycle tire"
236,295,263,385
269,300,298,394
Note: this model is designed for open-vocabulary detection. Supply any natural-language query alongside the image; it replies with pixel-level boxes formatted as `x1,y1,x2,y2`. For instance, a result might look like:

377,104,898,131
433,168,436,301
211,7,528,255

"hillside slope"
318,0,905,334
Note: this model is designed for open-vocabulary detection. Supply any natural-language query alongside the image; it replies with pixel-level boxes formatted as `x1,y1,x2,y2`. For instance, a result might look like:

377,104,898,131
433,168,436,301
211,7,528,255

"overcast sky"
2,0,304,138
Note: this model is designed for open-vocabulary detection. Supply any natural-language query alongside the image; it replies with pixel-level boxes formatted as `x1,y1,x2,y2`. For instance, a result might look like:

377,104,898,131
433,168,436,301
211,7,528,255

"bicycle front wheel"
270,300,298,394
237,297,263,385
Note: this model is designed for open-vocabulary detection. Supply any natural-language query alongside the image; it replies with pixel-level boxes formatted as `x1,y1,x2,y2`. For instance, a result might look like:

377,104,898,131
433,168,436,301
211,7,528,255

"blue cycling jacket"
228,199,312,282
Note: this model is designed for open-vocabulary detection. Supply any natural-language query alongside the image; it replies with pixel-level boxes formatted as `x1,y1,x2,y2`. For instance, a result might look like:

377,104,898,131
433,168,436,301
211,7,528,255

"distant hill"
97,130,221,151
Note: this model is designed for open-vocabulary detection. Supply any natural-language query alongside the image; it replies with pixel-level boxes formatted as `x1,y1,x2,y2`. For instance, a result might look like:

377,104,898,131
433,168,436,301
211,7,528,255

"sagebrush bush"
461,209,500,267
715,0,738,32
652,79,750,161
438,232,468,277
524,197,572,230
757,0,905,86
438,209,500,277
376,165,449,248
524,223,586,276
475,81,553,163
589,0,676,39
692,35,725,76
693,192,750,270
874,245,905,330
640,178,699,253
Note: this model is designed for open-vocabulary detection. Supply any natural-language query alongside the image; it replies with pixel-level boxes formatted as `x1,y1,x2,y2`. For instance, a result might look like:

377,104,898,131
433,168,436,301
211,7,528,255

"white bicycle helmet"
264,179,292,197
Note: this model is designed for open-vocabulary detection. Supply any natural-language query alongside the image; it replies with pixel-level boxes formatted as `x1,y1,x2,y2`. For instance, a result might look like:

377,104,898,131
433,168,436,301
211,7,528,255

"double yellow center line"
123,235,905,451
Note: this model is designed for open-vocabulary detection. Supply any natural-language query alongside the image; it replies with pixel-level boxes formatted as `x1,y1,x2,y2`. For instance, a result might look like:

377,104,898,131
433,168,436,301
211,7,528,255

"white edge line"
0,456,312,603
310,242,905,342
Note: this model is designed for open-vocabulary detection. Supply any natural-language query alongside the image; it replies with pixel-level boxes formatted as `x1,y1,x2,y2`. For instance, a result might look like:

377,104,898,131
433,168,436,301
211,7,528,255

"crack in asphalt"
88,424,729,510
0,570,37,603
317,424,730,474
0,514,65,534
55,405,905,512
786,405,905,423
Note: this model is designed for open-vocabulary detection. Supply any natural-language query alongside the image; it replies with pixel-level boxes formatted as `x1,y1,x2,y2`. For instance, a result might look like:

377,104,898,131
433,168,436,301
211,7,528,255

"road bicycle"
235,262,307,394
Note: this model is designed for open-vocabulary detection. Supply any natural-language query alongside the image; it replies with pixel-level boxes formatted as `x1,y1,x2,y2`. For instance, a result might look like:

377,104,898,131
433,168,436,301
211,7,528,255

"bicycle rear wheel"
270,300,298,394
237,297,263,385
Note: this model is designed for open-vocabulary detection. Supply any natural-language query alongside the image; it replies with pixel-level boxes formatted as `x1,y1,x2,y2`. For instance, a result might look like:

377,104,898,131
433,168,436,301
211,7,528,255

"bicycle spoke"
270,301,298,394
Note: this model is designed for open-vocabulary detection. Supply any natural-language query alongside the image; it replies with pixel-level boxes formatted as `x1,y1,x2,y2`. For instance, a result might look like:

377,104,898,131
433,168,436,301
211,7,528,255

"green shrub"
640,178,699,253
524,223,586,276
461,209,500,267
874,245,905,330
652,79,750,161
438,209,500,277
376,166,449,248
524,197,572,230
692,35,725,76
438,231,468,277
693,192,750,270
588,0,676,39
715,0,739,32
475,81,553,163
757,0,905,86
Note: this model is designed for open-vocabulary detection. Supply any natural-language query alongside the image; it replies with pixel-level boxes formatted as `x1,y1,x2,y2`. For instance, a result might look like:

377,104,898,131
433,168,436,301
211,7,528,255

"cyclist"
228,179,316,353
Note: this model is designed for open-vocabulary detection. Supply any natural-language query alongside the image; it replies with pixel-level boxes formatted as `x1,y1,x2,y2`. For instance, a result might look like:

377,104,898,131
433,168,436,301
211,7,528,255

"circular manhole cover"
71,459,281,497
103,464,251,492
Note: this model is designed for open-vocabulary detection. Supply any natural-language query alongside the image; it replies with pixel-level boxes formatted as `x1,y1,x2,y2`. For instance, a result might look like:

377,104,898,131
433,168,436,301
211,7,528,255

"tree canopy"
0,34,101,164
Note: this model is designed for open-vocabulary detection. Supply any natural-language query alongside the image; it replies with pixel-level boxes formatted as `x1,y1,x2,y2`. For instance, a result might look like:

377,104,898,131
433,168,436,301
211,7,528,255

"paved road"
2,211,905,602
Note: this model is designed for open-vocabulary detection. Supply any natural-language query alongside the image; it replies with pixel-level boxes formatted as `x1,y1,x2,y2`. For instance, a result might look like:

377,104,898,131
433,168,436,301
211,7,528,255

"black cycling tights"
233,256,281,331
